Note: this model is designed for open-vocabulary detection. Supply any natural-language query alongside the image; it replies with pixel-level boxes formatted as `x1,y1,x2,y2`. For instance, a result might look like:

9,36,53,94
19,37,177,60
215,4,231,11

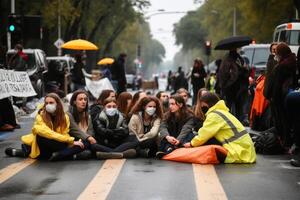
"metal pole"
11,0,15,13
7,0,15,50
233,7,236,36
58,0,62,56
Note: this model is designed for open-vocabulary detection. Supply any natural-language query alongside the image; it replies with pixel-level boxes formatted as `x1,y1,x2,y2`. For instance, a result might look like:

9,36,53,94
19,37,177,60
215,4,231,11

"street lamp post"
211,8,237,36
58,0,62,56
233,7,236,36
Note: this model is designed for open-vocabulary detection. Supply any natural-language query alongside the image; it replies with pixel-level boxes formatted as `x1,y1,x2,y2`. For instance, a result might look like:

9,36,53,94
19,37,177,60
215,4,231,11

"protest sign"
0,69,37,99
85,77,114,99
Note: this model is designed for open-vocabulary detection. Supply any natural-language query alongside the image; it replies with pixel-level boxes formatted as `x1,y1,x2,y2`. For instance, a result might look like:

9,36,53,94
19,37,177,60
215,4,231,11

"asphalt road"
0,117,300,200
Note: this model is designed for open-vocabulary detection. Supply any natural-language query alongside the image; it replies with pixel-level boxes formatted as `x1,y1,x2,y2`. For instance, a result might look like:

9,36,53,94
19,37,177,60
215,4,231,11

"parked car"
240,44,270,79
45,56,75,94
46,55,75,73
6,48,47,98
273,22,300,54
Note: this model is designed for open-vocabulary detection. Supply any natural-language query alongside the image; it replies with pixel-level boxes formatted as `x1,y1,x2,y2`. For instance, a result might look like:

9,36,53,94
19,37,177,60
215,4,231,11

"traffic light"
205,40,211,56
137,44,141,58
7,15,22,33
7,15,23,47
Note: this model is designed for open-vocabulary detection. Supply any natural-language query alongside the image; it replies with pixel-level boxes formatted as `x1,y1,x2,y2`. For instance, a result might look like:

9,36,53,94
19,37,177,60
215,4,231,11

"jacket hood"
206,100,229,115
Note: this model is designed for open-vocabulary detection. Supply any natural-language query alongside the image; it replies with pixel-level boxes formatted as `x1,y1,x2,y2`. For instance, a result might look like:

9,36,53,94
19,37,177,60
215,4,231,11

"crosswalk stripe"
0,158,36,184
193,164,228,200
77,159,126,200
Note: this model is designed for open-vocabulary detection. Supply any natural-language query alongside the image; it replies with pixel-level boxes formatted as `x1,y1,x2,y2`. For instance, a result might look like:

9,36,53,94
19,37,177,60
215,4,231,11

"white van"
240,44,270,78
273,22,300,54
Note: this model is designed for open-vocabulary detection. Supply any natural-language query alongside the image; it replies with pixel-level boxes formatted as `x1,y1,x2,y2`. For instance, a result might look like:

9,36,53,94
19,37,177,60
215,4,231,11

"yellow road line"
193,164,228,200
77,159,126,200
0,158,36,184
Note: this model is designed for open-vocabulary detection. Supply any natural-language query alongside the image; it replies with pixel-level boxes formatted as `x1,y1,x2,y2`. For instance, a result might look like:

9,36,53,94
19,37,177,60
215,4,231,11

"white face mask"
106,108,117,116
45,104,57,114
145,107,156,116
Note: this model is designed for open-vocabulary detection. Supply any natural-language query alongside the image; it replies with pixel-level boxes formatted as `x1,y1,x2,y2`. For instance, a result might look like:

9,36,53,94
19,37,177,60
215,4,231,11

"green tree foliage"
1,0,166,75
174,0,295,68
113,19,165,74
174,11,207,50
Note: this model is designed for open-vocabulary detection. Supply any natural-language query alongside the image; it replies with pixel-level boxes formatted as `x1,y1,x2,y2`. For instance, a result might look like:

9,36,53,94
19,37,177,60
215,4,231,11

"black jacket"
191,67,206,89
159,112,194,143
92,110,129,148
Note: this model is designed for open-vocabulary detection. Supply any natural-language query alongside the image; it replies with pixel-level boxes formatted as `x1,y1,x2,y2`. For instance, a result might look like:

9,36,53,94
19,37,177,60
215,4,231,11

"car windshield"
253,48,269,66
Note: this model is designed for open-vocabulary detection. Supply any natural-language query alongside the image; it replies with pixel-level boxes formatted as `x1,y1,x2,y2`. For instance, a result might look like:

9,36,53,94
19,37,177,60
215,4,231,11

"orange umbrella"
61,39,99,50
97,58,114,65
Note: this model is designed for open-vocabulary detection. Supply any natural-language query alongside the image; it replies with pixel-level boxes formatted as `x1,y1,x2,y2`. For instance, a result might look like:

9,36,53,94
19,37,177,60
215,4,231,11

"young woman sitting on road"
67,90,99,159
90,89,116,120
92,98,138,159
184,92,256,163
156,95,195,158
128,96,163,157
5,93,86,161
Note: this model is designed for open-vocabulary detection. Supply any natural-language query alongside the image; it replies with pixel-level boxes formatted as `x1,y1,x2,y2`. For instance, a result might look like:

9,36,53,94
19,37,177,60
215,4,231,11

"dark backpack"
252,128,285,155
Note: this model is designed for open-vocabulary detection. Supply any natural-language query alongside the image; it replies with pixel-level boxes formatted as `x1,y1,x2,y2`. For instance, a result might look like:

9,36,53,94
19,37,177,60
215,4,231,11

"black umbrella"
214,36,252,50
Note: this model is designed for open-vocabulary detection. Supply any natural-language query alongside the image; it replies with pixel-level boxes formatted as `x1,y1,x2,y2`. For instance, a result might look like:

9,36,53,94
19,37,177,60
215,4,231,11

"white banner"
0,69,37,100
85,77,114,99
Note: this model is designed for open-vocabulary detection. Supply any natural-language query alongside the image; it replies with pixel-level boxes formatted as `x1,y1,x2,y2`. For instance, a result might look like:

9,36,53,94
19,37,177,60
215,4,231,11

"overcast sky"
145,0,201,61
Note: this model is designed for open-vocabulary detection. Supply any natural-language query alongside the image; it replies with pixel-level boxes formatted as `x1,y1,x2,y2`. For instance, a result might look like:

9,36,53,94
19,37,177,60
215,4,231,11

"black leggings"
138,138,158,156
91,135,138,152
36,135,85,160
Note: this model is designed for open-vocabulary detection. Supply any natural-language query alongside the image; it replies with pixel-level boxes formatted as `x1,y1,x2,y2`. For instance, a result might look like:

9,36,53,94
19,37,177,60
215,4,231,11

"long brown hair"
276,42,292,60
194,88,209,121
117,92,132,117
40,93,67,131
165,94,193,121
97,89,115,105
131,96,163,119
69,90,89,125
128,91,146,113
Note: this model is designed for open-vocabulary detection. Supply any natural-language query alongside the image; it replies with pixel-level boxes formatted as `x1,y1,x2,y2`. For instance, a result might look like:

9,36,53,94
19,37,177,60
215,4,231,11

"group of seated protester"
5,88,256,163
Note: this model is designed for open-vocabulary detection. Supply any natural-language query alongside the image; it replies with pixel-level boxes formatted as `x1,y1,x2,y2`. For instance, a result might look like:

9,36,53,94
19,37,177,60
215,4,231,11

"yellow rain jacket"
191,100,256,163
21,113,74,159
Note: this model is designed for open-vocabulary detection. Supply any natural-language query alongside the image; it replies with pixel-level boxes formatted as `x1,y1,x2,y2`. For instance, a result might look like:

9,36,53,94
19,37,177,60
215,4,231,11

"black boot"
137,148,150,158
48,152,63,162
122,149,137,158
73,150,92,160
5,148,25,157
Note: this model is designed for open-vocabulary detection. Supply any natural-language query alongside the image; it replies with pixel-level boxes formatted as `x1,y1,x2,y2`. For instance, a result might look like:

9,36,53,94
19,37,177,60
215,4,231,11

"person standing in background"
111,53,127,94
191,59,207,105
71,54,86,91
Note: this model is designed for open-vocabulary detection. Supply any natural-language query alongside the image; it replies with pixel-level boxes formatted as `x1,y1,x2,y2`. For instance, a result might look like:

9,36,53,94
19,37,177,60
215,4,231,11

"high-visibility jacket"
21,113,73,158
191,100,256,163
